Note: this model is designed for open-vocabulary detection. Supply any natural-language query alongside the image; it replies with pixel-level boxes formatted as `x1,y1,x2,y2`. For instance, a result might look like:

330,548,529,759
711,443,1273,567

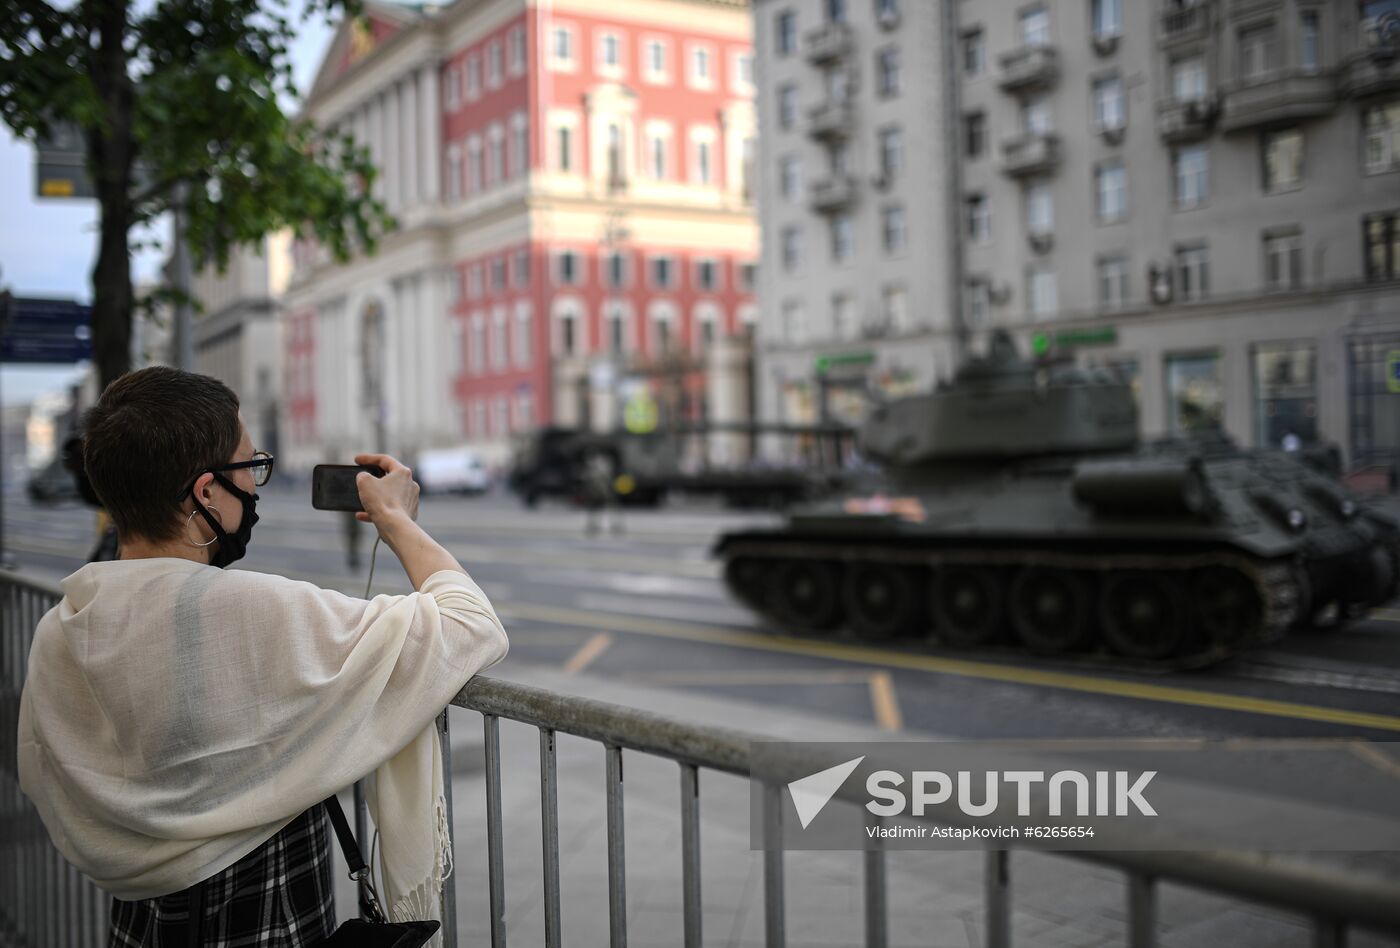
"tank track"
717,538,1302,671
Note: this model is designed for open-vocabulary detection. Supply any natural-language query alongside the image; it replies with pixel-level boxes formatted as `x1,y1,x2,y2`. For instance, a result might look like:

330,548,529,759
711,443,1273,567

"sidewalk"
342,662,1397,948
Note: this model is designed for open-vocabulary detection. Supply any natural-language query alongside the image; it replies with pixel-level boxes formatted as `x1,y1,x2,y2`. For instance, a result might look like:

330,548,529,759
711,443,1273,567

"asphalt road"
8,483,1400,742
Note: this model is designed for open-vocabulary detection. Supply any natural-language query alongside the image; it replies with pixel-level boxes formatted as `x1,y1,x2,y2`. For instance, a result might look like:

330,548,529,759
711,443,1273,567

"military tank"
714,332,1400,667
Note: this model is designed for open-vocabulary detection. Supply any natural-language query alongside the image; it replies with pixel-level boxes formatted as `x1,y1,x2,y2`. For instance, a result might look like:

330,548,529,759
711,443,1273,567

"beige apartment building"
755,0,1400,463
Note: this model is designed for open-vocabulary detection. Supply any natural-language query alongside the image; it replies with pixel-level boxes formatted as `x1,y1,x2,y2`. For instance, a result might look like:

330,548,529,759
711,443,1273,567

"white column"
369,94,384,204
419,64,441,202
383,89,399,213
401,74,418,208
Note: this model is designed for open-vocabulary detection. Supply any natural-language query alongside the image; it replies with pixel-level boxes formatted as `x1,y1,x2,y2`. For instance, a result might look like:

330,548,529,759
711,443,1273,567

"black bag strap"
186,879,205,948
321,795,368,878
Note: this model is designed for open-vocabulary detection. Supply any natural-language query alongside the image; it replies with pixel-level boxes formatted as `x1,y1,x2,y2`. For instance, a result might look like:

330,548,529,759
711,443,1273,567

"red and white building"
282,0,756,471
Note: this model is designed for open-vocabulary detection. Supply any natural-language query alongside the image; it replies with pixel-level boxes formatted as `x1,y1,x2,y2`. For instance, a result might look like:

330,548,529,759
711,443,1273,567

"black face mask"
191,471,259,568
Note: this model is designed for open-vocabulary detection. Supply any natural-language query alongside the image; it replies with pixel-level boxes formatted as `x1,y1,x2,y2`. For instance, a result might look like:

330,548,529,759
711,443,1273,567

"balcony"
1156,95,1220,142
1000,132,1062,178
806,100,854,142
997,45,1059,92
1159,1,1212,46
804,21,853,65
1340,48,1400,99
807,175,858,214
1219,72,1337,132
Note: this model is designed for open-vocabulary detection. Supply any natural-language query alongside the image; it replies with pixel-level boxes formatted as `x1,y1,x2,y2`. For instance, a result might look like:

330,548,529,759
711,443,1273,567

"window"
1166,351,1223,435
605,251,629,288
509,25,526,75
464,55,480,100
1300,11,1320,72
828,141,850,176
445,65,460,109
469,314,485,373
1095,162,1127,222
598,32,622,72
964,112,987,158
827,0,847,24
512,302,532,368
966,280,991,327
825,66,851,104
881,205,907,255
739,262,757,292
494,396,509,436
1171,55,1207,102
1027,264,1058,318
606,302,628,353
1263,231,1303,290
556,125,573,172
491,257,508,292
1175,244,1210,301
1021,96,1052,135
644,39,669,81
1263,128,1303,193
515,392,534,431
1364,211,1400,282
467,136,483,192
1025,181,1054,236
487,125,504,185
734,52,755,89
651,255,675,289
782,299,806,343
693,135,714,186
511,113,529,178
446,146,462,201
777,84,799,130
651,305,675,354
878,127,904,179
830,295,855,340
876,0,900,22
1020,6,1050,47
777,9,797,57
1238,24,1277,80
514,249,531,287
781,226,802,271
876,46,901,97
557,307,578,357
1092,0,1121,38
487,39,503,88
690,46,713,88
552,26,575,67
1174,144,1209,207
780,155,803,201
831,214,854,262
696,305,719,349
883,285,910,332
696,259,720,292
1254,343,1318,447
555,250,581,286
1364,102,1400,174
606,123,625,186
963,29,986,76
1093,75,1124,131
1097,255,1129,310
647,126,669,179
966,193,991,243
491,306,508,370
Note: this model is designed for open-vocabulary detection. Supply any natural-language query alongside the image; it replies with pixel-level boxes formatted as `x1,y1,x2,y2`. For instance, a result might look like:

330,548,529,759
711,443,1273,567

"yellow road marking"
498,602,1400,733
867,671,902,732
563,632,613,675
1349,742,1400,783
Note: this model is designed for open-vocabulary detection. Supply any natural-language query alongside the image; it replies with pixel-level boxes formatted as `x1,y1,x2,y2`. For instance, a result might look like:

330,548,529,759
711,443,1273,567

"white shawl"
17,558,507,930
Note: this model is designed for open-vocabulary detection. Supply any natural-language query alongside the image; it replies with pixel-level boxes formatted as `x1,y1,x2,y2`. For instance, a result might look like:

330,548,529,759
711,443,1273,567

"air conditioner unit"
1100,124,1126,145
1028,230,1054,253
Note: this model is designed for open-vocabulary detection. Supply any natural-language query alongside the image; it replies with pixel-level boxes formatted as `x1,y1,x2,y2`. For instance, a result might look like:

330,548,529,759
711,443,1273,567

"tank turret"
713,331,1400,669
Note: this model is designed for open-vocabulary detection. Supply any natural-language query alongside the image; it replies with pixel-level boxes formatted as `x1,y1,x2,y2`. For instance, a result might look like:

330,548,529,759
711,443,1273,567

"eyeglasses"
178,451,275,499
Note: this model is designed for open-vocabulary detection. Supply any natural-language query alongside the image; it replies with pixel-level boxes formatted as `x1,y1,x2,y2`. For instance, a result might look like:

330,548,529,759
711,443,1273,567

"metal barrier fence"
4,569,1400,947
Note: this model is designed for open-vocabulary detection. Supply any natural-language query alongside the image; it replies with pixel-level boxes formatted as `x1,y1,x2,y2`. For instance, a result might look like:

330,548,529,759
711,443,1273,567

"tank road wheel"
724,556,773,612
772,560,843,633
1191,567,1261,649
1009,568,1093,653
1100,572,1187,660
932,566,1004,647
842,563,924,641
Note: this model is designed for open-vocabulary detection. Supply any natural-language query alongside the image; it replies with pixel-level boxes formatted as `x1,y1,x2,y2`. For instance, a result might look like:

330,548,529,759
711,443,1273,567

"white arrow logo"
787,756,865,829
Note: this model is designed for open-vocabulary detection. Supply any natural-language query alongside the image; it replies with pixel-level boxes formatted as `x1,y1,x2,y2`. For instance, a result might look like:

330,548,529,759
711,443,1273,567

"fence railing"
5,569,1400,947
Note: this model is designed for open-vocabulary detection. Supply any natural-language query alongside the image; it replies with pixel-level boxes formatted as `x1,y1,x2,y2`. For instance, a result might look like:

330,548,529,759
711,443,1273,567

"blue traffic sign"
1,297,93,364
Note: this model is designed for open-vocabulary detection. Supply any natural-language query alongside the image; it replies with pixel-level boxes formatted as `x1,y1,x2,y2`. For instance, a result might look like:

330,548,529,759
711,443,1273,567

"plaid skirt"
108,805,337,947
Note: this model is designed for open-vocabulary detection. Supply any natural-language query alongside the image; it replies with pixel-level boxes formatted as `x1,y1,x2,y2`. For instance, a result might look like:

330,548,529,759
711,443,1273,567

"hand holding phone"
312,464,385,512
350,453,421,525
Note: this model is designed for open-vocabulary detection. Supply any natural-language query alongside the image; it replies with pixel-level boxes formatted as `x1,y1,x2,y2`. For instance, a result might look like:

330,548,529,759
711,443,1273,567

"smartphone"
312,464,385,512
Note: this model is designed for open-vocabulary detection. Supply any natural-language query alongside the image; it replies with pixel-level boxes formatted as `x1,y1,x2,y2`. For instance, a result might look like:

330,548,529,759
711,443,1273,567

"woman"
17,367,508,944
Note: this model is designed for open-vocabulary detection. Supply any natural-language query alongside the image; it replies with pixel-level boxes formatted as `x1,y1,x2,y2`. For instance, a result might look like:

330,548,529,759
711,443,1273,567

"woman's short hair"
83,367,242,543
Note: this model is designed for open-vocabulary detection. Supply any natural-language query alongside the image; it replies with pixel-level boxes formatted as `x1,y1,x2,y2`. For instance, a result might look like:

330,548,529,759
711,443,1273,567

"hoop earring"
186,504,221,548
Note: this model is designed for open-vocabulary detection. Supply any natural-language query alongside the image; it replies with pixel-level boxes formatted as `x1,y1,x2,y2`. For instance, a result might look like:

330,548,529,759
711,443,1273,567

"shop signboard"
1386,350,1400,393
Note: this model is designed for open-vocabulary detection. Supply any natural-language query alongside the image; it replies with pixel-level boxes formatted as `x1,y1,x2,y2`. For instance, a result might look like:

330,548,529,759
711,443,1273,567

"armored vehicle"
714,332,1400,666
